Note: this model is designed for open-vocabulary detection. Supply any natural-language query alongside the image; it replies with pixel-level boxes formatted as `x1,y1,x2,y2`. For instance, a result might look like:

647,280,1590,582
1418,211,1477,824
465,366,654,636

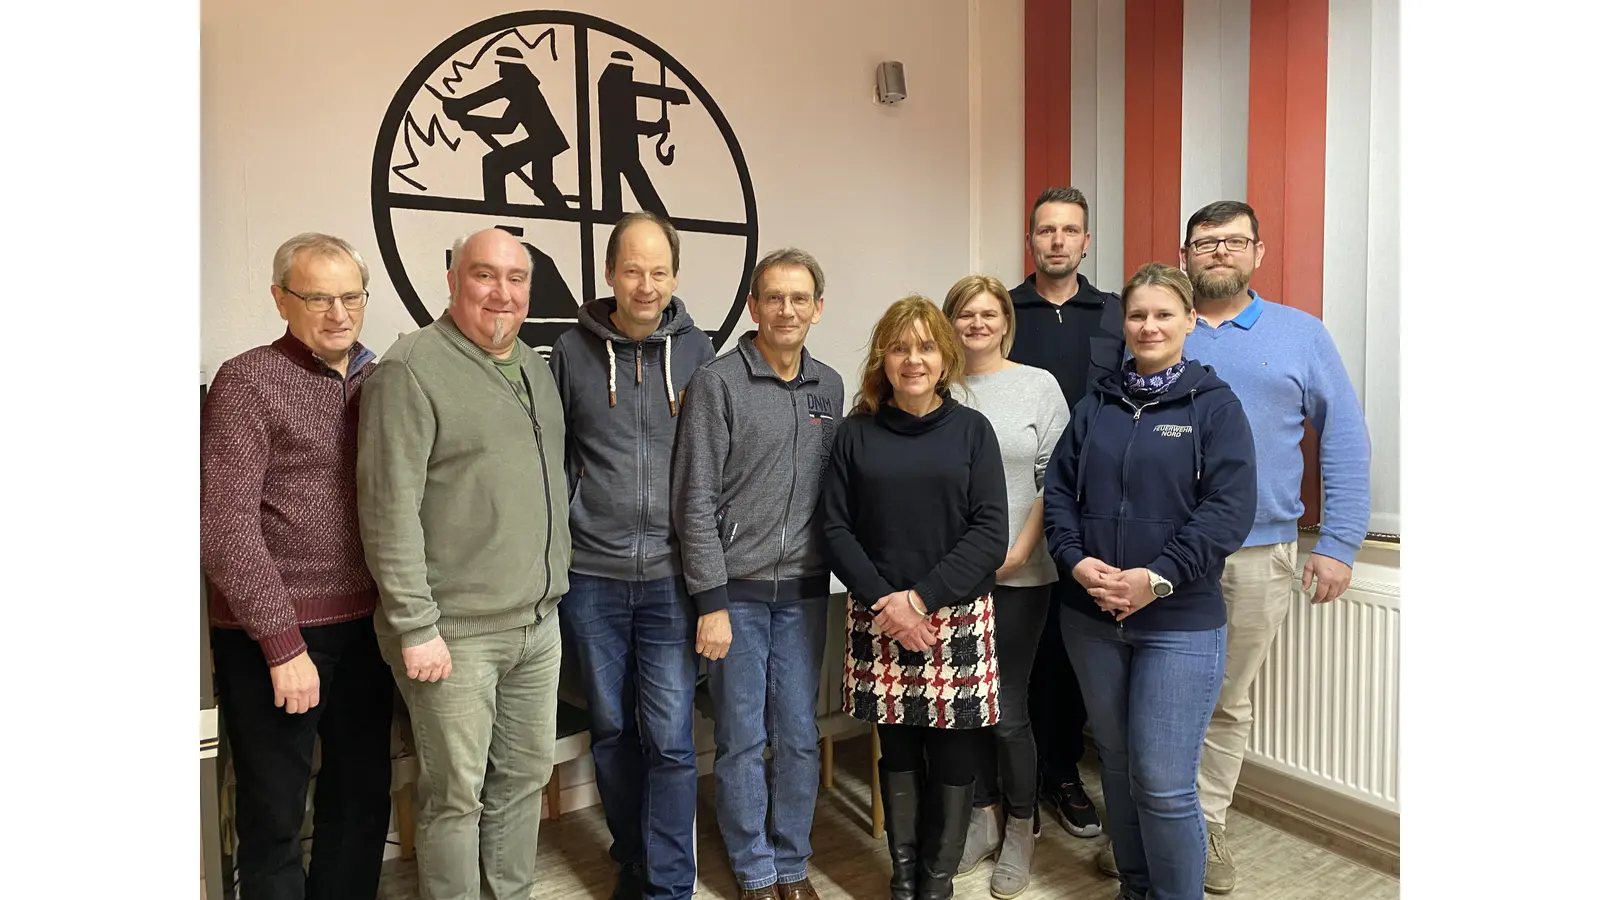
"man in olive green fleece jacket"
357,228,571,900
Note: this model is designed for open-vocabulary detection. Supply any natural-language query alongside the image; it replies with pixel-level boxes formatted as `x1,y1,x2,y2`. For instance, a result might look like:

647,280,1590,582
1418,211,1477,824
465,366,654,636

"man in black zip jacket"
672,248,845,900
550,212,716,900
1006,186,1124,839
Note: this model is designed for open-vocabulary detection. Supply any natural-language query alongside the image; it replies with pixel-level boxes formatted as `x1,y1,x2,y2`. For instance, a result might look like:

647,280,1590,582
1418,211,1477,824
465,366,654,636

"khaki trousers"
1197,542,1297,829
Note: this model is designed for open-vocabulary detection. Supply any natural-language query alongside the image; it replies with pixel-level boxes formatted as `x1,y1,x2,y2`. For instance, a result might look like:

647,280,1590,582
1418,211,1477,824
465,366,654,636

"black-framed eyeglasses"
1186,237,1256,254
280,286,370,311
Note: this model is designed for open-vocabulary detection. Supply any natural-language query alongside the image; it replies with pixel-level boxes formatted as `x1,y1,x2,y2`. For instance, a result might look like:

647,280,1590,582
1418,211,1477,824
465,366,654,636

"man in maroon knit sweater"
201,232,394,900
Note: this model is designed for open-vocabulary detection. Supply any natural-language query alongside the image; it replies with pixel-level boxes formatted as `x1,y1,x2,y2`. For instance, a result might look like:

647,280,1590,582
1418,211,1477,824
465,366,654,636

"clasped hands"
871,590,937,651
1072,558,1158,622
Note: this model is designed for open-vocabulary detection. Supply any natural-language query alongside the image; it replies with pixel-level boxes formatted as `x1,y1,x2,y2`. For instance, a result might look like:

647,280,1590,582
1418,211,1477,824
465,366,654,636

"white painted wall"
203,0,1027,394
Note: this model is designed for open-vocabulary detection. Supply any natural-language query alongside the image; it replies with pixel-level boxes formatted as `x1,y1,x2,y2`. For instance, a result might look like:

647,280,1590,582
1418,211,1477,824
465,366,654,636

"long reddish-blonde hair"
851,296,966,416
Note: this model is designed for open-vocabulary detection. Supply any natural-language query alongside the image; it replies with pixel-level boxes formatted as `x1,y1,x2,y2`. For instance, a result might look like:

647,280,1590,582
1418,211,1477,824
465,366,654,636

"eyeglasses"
757,294,817,312
280,286,370,312
1186,237,1256,254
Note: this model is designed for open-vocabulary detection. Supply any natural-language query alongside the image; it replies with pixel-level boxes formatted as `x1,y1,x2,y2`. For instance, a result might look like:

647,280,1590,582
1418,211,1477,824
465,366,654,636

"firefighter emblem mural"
371,11,759,355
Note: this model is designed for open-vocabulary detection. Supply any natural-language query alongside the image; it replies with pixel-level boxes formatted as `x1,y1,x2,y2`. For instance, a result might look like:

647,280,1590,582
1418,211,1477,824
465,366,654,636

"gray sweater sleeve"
671,367,733,615
1035,376,1070,497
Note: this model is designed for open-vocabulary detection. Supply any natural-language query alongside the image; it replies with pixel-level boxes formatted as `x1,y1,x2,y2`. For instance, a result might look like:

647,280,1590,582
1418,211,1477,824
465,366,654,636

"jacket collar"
736,331,816,384
272,329,374,378
1015,272,1111,309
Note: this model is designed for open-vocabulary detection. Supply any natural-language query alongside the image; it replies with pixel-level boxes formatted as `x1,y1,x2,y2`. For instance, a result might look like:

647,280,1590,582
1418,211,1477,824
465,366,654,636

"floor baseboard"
1232,761,1399,877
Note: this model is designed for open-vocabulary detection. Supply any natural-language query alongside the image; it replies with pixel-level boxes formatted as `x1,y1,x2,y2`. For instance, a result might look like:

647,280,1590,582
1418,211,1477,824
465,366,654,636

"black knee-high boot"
880,761,924,900
918,779,977,900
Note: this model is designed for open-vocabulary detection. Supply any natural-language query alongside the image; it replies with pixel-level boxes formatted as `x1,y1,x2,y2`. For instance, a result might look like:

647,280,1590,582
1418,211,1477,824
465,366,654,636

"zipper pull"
1056,309,1063,323
635,351,642,384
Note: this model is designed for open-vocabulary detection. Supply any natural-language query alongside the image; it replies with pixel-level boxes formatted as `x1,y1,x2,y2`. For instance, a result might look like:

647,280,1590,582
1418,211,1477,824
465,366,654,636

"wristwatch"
1149,571,1174,598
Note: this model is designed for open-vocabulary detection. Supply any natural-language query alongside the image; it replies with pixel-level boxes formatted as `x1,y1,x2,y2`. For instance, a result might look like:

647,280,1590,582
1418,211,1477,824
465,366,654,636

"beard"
491,316,510,347
1034,254,1079,279
1192,263,1252,300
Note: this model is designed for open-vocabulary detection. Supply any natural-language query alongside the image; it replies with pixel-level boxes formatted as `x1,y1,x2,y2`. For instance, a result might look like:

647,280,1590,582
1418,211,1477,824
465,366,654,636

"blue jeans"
1059,610,1226,900
706,597,830,890
561,573,700,900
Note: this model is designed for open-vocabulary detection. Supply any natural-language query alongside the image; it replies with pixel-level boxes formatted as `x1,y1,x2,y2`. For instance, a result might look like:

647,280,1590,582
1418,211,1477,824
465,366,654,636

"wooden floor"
378,734,1398,899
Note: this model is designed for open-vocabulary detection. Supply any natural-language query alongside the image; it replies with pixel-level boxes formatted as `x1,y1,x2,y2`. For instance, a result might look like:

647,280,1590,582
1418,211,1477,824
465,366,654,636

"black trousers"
878,723,989,786
213,617,395,900
973,584,1051,817
1027,582,1089,786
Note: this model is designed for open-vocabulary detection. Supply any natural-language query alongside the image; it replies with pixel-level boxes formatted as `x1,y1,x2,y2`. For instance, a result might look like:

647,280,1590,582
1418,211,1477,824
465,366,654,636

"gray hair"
450,230,536,275
749,247,826,300
272,233,370,289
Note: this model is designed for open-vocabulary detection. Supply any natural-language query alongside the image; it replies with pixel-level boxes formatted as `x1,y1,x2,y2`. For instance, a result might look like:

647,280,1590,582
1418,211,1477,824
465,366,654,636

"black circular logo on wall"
371,11,758,355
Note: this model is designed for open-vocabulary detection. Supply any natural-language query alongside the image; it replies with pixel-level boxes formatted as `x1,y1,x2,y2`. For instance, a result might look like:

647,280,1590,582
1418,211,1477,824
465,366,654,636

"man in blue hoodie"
550,211,716,900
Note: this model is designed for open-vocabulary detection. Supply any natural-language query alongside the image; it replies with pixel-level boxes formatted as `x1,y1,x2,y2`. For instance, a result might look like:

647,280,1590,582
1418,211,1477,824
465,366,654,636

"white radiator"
1244,550,1400,815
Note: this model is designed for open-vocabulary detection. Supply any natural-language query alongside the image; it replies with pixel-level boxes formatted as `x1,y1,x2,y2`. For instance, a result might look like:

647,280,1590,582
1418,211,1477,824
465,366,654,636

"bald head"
451,228,534,279
447,228,534,357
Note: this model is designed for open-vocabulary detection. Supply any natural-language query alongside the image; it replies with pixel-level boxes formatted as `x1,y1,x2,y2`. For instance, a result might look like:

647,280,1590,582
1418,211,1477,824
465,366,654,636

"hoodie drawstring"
1188,389,1201,485
606,339,618,407
663,333,677,416
605,334,679,417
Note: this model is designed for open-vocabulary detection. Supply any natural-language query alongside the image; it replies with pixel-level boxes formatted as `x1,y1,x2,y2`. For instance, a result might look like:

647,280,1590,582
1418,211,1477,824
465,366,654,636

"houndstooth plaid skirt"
841,594,1000,729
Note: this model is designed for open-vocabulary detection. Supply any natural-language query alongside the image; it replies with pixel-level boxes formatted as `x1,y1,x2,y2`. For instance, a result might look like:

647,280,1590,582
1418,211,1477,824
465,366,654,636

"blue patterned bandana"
1124,357,1188,399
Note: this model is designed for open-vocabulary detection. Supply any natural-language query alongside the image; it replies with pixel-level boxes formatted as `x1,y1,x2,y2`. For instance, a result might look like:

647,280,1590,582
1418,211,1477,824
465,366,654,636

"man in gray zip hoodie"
549,212,715,900
672,248,844,900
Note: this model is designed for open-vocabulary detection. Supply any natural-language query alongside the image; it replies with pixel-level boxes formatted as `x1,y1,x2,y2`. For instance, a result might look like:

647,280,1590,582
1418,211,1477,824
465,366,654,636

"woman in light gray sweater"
942,275,1069,899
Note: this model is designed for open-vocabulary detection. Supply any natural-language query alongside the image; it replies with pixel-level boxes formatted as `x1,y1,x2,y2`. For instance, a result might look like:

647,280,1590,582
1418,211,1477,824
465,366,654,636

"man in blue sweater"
1175,200,1371,893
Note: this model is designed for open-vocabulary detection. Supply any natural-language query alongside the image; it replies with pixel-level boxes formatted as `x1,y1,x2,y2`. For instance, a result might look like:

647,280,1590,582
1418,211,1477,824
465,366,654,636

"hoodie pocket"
715,504,738,549
1122,516,1177,569
1080,514,1118,566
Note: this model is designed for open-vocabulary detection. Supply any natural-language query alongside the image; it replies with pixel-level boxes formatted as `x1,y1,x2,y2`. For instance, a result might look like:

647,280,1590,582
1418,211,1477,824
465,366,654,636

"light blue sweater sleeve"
1304,324,1371,566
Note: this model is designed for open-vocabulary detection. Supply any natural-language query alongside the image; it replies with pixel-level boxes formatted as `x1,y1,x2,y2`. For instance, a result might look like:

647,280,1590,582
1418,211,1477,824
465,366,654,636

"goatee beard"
492,317,509,347
1194,266,1250,301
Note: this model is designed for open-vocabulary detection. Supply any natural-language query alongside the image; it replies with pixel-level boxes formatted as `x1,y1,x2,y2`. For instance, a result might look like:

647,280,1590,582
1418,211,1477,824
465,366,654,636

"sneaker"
1045,779,1103,838
1095,840,1119,878
611,862,646,900
1204,825,1236,894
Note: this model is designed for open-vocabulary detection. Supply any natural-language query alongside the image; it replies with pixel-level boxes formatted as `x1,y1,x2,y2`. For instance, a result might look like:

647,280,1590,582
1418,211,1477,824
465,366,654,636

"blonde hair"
1122,261,1194,313
941,274,1016,357
852,296,966,417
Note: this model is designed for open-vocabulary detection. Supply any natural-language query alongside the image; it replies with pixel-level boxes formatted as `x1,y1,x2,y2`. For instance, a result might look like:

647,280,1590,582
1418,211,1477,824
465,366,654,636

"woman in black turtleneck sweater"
821,296,1009,900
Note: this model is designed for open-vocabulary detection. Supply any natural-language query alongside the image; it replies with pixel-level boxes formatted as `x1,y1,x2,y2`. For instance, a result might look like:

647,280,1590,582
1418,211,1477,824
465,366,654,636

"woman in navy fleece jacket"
1042,262,1256,900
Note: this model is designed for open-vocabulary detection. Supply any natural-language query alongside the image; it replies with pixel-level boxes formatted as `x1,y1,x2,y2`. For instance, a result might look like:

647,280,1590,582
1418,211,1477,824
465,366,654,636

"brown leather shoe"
738,887,779,900
775,878,820,900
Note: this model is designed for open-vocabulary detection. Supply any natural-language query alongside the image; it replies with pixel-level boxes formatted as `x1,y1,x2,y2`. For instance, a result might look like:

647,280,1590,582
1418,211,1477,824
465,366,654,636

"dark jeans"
707,596,830,890
1028,581,1089,785
973,584,1051,817
560,573,699,900
878,723,989,786
212,617,394,900
1060,610,1227,900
